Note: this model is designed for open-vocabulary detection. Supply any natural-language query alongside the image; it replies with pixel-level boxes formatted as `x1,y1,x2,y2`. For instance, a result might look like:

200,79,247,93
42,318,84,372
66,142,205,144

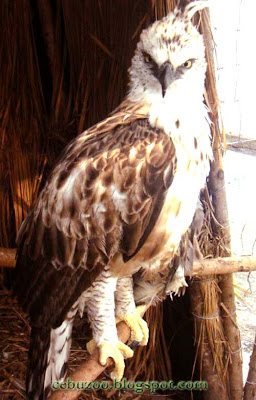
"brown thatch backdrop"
0,0,148,248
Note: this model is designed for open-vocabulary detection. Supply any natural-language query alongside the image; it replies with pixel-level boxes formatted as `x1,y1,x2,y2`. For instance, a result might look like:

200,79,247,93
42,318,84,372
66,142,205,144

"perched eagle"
14,1,212,399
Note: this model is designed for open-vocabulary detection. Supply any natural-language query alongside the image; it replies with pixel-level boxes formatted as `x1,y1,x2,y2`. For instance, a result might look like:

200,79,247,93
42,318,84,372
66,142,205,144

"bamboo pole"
1,247,256,275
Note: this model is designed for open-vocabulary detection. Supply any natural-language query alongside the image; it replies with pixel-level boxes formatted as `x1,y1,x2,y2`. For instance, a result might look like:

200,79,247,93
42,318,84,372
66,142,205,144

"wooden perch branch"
0,248,16,267
1,247,255,276
191,255,256,276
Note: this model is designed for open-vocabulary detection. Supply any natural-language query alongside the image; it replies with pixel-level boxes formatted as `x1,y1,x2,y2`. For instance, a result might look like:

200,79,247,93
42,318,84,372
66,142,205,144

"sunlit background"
211,0,256,138
211,0,256,257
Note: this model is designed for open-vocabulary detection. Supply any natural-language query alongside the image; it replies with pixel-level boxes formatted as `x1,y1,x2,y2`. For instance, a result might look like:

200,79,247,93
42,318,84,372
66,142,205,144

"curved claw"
87,340,133,381
116,306,149,346
168,276,188,299
86,338,97,355
166,265,188,299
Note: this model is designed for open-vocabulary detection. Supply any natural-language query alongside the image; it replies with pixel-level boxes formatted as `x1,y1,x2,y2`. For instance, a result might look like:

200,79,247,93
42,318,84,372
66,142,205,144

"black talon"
130,340,140,349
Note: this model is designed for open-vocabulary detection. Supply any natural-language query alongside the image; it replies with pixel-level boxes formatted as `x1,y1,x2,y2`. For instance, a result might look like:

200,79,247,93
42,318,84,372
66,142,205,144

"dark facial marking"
142,51,159,78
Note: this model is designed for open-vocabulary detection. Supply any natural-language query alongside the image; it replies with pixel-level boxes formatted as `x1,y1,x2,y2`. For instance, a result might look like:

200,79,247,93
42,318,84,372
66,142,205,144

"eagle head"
128,1,208,110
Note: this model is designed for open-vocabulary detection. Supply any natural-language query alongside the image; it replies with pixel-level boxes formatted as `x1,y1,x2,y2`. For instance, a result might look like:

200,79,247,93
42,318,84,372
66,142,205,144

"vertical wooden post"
209,155,243,400
202,7,244,400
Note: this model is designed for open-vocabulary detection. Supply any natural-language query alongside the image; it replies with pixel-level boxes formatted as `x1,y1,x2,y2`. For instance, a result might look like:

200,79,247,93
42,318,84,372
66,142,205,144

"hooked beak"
158,63,175,98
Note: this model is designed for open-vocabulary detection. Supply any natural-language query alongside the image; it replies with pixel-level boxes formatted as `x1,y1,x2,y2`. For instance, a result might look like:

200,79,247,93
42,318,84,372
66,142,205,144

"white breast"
125,99,212,272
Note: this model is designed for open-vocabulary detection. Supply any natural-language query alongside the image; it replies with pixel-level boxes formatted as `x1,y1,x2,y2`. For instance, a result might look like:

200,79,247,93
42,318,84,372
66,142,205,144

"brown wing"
15,118,176,328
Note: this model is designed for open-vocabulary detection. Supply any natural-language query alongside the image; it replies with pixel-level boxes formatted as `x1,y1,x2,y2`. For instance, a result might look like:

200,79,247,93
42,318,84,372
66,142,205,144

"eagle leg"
115,276,149,346
166,264,188,299
86,270,134,380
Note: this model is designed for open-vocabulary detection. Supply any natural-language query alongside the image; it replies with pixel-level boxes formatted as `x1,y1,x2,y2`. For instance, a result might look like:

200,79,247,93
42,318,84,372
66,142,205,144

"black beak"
158,63,175,98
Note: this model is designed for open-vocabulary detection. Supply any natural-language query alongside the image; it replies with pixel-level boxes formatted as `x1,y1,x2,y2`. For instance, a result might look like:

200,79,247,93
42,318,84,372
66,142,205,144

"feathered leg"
86,269,134,380
115,276,148,345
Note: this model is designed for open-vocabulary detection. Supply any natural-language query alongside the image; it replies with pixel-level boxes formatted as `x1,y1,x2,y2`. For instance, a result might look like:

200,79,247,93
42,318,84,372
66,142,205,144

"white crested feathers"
127,1,208,131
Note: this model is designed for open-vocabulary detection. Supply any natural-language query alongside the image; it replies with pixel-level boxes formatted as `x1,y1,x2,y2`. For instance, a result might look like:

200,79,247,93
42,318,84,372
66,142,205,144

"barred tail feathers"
26,326,50,400
26,318,74,399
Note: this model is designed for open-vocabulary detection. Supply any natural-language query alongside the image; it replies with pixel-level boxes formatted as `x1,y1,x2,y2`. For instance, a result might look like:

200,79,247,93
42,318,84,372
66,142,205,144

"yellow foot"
116,306,149,346
86,339,133,381
86,338,97,355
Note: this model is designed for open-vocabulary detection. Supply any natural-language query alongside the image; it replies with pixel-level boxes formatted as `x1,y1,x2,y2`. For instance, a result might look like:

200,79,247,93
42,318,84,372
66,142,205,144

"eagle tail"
27,320,73,399
26,326,51,400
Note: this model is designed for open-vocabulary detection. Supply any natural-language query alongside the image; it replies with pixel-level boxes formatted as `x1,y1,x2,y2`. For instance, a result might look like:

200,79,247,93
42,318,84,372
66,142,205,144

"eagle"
14,1,212,399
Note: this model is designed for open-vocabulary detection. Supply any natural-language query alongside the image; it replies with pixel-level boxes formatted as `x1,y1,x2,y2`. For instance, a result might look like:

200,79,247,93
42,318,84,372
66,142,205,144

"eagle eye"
182,59,193,69
144,53,153,64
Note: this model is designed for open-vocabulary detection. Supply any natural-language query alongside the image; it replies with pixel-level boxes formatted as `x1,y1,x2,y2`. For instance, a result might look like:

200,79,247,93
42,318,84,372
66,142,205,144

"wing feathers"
15,118,176,328
28,213,45,260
